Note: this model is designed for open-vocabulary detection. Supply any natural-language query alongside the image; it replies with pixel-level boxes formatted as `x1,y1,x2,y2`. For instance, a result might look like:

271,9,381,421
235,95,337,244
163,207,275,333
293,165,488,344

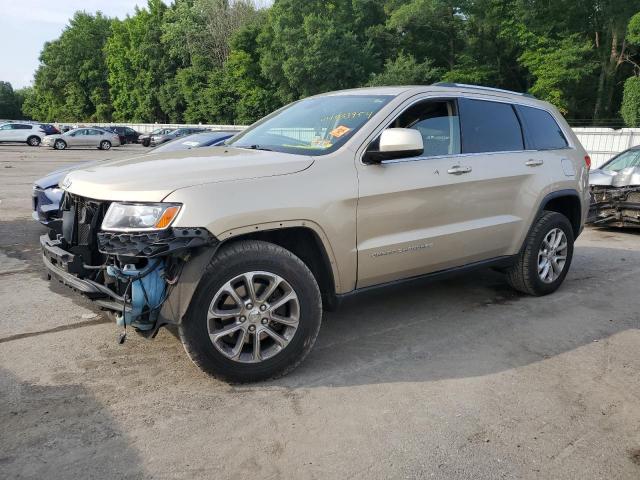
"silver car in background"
589,146,640,228
42,127,120,150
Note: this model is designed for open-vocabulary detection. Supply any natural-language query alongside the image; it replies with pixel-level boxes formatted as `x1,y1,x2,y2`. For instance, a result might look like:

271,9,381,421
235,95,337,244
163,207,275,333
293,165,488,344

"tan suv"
41,84,590,382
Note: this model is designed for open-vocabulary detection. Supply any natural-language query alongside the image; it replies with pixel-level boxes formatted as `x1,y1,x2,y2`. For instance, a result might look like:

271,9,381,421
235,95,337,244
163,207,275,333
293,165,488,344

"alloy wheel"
207,271,300,363
537,228,568,283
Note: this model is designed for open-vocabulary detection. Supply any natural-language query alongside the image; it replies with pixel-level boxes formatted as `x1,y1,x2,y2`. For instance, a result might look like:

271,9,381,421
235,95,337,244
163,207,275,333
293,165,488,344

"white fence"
573,128,640,168
89,122,245,134
86,122,638,169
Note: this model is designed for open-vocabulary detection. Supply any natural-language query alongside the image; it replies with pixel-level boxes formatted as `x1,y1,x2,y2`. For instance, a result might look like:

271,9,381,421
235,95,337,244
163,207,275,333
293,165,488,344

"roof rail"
433,82,535,98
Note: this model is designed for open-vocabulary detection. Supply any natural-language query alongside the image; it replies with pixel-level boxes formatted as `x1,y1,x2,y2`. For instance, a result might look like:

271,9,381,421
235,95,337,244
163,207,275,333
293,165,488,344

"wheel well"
222,227,338,310
543,194,581,236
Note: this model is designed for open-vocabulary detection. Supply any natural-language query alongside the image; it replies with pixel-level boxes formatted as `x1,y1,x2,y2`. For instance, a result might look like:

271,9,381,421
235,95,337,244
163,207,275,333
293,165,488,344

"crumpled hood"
590,167,640,187
62,147,314,202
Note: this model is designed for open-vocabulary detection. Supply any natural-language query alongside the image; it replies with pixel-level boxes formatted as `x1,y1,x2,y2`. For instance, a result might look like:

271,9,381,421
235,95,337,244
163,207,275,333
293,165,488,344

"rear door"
86,129,104,147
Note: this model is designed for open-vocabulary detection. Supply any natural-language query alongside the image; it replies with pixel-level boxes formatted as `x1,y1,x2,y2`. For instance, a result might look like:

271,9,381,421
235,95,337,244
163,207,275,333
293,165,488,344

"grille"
61,193,109,247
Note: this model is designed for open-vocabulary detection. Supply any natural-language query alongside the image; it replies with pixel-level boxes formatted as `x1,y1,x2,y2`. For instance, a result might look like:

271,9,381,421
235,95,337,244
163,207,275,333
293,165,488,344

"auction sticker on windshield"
330,126,351,138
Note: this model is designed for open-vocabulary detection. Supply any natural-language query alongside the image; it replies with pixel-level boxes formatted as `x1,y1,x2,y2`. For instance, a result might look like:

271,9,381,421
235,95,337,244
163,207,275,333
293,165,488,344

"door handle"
447,165,472,175
525,158,544,167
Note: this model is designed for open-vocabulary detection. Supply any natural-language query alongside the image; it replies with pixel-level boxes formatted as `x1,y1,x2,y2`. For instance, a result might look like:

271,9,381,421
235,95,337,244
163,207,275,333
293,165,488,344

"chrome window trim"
357,92,575,167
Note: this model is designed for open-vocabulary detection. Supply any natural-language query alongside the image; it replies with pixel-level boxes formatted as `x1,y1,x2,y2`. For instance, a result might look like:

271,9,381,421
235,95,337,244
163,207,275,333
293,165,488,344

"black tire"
506,211,574,296
180,240,322,383
142,138,151,147
27,136,41,147
53,139,66,150
99,140,111,150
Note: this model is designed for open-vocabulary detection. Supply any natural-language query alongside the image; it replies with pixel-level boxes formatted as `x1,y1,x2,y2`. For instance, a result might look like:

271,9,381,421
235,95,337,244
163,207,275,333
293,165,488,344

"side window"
390,100,461,156
458,99,524,153
15,124,31,129
516,105,568,150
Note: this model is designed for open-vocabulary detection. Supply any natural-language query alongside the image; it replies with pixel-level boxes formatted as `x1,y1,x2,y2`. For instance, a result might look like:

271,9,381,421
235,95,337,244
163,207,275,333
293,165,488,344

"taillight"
584,155,591,169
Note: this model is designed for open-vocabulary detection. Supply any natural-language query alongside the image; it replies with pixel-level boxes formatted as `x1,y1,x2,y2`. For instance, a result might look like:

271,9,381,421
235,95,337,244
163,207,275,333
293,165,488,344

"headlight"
101,203,181,231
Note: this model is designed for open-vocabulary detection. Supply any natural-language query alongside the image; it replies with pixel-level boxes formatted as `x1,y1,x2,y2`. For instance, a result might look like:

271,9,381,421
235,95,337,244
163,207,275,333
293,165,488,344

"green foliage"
519,35,597,114
105,0,174,122
368,53,441,86
19,0,640,126
23,12,112,122
622,75,640,127
0,82,23,119
627,11,640,46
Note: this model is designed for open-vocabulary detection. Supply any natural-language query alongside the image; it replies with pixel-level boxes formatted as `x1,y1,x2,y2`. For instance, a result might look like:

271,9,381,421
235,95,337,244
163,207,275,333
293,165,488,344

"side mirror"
363,128,424,164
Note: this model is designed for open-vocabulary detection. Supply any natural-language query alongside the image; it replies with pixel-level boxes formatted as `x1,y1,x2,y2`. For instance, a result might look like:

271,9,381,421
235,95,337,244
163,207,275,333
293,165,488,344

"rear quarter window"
458,99,524,153
516,105,568,150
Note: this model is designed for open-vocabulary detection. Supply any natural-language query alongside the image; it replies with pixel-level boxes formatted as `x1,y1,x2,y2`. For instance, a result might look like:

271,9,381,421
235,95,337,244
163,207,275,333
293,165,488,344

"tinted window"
390,100,460,156
459,99,523,153
15,124,32,129
517,105,568,150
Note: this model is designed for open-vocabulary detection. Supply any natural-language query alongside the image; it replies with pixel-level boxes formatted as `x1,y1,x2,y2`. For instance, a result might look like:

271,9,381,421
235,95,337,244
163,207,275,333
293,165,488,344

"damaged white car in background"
589,146,640,228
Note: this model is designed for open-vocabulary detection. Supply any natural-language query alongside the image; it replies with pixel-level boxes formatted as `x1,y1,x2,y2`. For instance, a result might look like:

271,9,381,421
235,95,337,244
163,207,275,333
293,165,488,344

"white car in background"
42,127,121,150
0,122,47,146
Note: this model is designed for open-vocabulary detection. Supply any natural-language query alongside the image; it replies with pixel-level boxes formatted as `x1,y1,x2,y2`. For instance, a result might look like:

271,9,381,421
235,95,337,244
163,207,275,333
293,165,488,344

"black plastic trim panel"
98,227,217,257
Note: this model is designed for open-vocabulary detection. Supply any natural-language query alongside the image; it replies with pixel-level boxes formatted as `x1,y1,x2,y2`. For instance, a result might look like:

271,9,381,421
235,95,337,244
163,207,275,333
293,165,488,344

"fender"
216,219,344,293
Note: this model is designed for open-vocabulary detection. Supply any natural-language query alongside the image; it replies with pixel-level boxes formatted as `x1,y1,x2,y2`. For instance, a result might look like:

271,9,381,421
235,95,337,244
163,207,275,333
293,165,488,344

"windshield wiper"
237,144,273,152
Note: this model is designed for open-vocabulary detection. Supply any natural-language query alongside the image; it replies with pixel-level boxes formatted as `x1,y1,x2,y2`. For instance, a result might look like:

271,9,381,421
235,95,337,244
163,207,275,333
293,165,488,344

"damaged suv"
589,146,640,228
41,84,590,382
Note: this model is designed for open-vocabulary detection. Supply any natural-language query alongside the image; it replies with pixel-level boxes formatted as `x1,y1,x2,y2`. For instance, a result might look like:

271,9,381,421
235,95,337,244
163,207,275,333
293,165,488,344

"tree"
0,82,22,119
621,11,640,126
22,12,112,122
106,0,175,122
368,53,441,86
258,0,383,102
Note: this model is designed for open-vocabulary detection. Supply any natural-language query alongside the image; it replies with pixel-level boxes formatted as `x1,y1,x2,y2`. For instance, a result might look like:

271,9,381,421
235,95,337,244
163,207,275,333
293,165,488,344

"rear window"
516,105,568,150
458,99,523,153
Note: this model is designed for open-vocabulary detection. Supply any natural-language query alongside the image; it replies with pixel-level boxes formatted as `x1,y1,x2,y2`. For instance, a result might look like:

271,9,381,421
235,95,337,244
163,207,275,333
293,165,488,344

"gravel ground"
1,144,639,479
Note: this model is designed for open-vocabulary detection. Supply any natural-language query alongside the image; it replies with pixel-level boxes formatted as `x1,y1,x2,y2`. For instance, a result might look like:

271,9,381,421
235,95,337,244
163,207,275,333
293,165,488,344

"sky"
0,0,158,89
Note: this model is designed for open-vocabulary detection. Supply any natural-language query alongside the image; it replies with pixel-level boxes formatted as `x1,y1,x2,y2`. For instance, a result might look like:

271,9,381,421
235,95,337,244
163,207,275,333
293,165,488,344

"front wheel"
506,211,574,296
180,240,322,383
99,140,111,150
53,139,66,150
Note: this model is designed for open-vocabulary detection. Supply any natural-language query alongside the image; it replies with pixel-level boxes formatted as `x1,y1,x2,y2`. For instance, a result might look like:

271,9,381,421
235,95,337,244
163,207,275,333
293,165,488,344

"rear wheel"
27,136,41,147
99,140,111,150
506,211,574,296
53,139,66,150
180,240,322,383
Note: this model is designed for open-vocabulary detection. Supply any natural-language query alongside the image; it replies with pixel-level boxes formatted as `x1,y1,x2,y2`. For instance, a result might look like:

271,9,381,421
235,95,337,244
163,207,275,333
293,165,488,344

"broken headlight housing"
102,202,181,232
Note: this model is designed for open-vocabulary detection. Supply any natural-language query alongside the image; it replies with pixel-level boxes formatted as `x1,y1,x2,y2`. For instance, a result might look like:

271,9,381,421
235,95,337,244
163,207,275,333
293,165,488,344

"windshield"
602,149,640,172
228,94,393,155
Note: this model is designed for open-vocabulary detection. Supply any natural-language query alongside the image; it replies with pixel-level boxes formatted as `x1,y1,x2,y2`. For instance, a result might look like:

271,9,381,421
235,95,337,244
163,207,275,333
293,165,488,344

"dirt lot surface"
1,144,639,479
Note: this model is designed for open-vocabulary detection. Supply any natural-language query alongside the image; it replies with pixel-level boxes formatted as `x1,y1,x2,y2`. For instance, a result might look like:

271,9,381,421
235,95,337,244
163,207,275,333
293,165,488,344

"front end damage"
589,185,640,228
41,193,217,338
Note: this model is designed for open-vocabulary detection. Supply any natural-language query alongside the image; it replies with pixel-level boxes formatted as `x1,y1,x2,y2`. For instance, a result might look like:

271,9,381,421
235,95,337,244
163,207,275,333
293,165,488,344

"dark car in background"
32,131,239,224
40,124,60,135
589,146,640,228
150,127,209,146
150,130,239,152
100,125,141,144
